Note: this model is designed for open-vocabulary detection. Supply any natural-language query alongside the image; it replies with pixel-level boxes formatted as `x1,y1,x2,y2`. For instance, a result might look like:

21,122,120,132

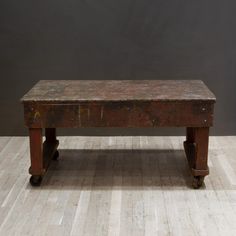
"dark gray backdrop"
1,0,235,136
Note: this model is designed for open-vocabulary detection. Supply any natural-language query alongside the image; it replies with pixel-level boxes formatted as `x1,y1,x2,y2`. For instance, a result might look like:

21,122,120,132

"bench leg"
29,128,44,186
29,128,59,186
45,128,59,160
184,127,210,188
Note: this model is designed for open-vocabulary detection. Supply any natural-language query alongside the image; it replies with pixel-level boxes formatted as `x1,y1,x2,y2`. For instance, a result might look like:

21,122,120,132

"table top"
21,80,216,103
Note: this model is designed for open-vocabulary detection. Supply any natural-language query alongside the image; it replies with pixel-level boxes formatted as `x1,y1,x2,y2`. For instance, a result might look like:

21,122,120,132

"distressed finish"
21,80,215,102
21,80,216,188
23,101,214,128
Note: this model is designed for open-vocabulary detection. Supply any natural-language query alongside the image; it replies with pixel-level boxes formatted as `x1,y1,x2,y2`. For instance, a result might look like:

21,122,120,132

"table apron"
23,101,214,128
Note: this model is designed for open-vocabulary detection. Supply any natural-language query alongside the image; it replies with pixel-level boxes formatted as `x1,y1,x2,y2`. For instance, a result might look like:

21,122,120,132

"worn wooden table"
21,80,216,188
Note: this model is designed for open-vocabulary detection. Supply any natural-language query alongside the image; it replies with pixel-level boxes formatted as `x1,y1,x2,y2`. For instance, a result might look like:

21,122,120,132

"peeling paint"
34,111,41,121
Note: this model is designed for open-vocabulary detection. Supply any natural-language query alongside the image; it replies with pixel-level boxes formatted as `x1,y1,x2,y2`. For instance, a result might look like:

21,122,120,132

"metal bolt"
204,119,207,123
202,107,206,111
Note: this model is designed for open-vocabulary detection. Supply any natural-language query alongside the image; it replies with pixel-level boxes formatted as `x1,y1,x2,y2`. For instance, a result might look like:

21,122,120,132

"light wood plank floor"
0,136,236,236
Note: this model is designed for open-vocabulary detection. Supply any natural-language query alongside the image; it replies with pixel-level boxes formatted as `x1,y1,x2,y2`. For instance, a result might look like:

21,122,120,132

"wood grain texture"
0,136,236,236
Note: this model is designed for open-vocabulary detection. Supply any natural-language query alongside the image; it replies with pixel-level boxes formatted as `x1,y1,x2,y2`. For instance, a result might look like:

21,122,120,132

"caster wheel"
52,150,59,160
30,175,42,186
192,176,204,189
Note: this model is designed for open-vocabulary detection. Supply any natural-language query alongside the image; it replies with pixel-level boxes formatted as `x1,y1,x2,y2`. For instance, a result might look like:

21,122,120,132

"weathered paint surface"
21,80,216,128
21,80,216,103
23,101,214,128
22,80,216,187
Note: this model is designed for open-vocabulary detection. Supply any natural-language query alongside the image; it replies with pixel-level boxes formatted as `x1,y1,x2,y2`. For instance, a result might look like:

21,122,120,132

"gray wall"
1,0,235,136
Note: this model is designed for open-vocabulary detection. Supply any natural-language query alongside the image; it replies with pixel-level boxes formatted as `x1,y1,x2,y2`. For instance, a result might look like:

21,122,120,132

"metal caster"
30,175,42,186
192,176,204,189
52,150,59,160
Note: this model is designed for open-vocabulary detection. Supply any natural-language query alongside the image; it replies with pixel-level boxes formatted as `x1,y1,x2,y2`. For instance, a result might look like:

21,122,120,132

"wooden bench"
21,80,216,188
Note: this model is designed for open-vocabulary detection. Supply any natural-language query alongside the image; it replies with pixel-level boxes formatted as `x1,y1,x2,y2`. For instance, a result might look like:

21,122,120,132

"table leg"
193,127,209,173
29,128,44,186
186,127,195,143
45,128,56,142
45,128,59,160
184,127,210,188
